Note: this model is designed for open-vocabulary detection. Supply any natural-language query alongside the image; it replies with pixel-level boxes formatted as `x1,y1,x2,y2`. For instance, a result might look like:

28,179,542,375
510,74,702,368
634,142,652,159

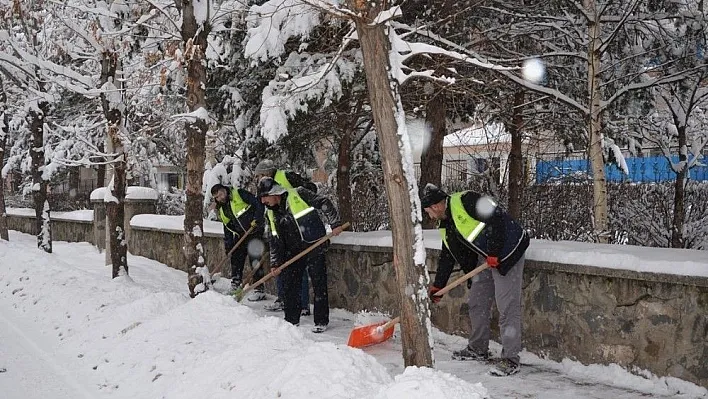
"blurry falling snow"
522,58,546,84
405,118,433,162
247,238,265,258
475,196,497,219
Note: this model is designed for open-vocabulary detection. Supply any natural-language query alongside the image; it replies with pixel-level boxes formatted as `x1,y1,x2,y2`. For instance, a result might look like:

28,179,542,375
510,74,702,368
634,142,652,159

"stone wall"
6,212,94,244
128,225,224,274
6,212,707,387
326,243,708,387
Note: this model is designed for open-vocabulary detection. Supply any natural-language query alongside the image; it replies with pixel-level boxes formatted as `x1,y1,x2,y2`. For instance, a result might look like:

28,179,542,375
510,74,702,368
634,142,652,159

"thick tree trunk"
100,52,128,278
182,0,210,297
420,94,446,228
0,93,8,241
28,103,52,253
348,1,433,367
507,90,525,220
671,126,687,248
586,2,609,243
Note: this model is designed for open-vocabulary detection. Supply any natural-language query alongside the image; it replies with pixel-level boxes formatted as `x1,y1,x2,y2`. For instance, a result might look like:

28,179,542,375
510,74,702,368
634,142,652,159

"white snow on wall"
126,186,158,200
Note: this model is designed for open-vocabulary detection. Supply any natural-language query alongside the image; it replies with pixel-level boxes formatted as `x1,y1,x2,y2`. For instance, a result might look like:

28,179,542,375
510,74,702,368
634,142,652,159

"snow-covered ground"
1,231,706,399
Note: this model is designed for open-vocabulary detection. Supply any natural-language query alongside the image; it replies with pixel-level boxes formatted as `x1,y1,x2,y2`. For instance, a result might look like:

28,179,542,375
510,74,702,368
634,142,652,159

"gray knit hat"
254,159,276,176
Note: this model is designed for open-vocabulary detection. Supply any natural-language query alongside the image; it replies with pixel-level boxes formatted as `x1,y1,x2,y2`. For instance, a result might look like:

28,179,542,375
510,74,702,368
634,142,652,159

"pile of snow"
0,233,487,399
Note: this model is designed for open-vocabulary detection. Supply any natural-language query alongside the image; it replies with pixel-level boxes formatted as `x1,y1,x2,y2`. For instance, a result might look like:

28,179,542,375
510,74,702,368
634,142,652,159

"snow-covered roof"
444,123,510,148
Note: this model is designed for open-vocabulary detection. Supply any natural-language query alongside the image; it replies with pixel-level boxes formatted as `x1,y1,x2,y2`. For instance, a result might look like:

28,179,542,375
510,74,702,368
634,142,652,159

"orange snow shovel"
347,262,491,348
236,222,350,302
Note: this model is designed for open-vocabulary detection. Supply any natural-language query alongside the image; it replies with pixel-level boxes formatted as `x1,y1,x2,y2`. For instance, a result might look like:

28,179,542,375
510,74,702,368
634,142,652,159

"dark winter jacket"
432,191,529,288
266,187,342,267
215,187,265,240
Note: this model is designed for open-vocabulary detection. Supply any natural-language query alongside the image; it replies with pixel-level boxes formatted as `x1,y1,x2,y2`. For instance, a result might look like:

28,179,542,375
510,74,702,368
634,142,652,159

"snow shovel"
210,223,257,284
231,255,267,299
235,222,350,302
346,262,491,348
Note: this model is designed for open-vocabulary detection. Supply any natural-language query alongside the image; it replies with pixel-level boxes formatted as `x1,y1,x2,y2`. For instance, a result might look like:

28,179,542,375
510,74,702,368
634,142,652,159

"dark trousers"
276,273,309,309
226,233,264,289
282,248,329,326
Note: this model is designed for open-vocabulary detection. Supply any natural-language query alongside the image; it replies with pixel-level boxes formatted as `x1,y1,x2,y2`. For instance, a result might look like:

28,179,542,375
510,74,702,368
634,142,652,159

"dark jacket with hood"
432,191,529,288
266,187,342,267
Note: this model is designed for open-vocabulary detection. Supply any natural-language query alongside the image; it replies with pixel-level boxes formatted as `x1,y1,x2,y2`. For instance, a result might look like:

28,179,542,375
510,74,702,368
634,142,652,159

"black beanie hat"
420,183,448,208
210,183,229,195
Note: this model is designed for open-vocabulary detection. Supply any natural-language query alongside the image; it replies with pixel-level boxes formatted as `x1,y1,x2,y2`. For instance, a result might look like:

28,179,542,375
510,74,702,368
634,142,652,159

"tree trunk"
420,94,446,228
586,1,609,243
347,1,433,367
336,124,353,225
507,90,525,220
182,0,210,297
100,52,128,278
671,126,687,248
0,88,8,241
28,102,52,253
97,141,106,189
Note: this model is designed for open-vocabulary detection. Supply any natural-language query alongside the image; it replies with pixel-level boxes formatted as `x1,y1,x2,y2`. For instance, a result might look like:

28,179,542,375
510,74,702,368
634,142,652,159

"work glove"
486,256,499,268
429,285,443,303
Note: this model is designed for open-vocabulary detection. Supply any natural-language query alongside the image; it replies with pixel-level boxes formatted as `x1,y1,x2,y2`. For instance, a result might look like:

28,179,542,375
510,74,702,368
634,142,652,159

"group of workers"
211,160,529,376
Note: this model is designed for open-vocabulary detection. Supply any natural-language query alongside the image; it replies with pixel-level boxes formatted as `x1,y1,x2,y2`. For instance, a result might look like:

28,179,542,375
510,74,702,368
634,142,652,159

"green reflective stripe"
450,192,485,243
274,170,294,189
466,222,486,242
266,188,312,238
293,207,315,219
218,208,228,225
266,210,278,236
285,188,310,216
218,188,251,228
439,227,448,249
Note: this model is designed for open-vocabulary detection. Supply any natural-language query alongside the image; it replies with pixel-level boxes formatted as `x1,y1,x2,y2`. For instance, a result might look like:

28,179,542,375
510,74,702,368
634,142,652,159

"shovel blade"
347,321,395,348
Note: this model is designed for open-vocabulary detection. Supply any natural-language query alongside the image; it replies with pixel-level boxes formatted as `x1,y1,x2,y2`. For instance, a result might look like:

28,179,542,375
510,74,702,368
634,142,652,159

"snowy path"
0,303,95,399
1,231,705,399
240,293,698,399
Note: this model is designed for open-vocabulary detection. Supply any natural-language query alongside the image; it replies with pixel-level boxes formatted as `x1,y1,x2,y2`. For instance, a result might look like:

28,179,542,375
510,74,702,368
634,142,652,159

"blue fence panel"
536,155,708,184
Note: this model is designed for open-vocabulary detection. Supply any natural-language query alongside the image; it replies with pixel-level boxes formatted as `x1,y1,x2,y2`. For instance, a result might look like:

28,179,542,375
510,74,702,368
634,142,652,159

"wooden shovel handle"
241,255,267,288
433,262,490,298
238,222,350,302
379,316,401,331
382,264,488,330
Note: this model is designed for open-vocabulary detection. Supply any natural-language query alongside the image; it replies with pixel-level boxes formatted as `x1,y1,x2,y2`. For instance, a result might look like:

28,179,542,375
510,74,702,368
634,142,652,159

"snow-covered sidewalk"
0,231,705,399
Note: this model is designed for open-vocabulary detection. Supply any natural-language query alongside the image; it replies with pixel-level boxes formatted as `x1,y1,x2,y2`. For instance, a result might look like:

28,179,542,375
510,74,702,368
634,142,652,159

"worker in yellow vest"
211,183,266,301
421,183,529,377
257,176,345,333
254,159,316,314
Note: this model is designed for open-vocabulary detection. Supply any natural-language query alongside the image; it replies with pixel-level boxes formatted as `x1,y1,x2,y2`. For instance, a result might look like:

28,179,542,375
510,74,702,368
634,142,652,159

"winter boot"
246,290,267,302
231,278,242,291
488,358,520,376
300,308,311,316
264,298,284,311
311,324,327,333
452,346,491,361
